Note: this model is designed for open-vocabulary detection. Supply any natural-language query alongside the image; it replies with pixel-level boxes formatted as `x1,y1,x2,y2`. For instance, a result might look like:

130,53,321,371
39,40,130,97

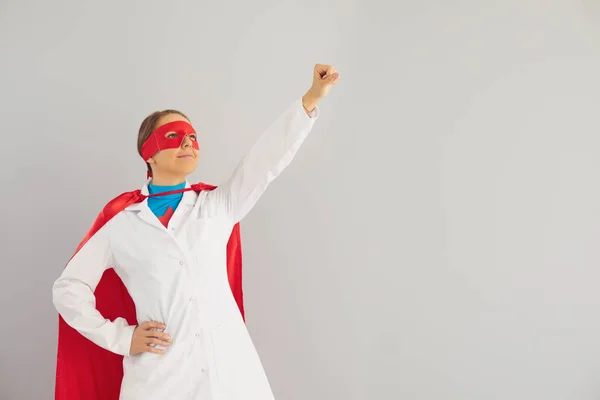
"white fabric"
52,99,319,399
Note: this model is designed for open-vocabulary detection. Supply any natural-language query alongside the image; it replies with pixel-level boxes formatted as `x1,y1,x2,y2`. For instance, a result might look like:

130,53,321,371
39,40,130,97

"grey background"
2,0,600,399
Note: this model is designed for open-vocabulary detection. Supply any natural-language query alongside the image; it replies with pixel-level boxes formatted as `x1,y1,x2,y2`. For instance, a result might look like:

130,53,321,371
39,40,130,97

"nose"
181,135,193,148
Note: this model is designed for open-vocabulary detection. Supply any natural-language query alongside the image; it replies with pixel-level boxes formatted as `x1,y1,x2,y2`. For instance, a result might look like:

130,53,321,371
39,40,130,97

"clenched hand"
302,63,340,113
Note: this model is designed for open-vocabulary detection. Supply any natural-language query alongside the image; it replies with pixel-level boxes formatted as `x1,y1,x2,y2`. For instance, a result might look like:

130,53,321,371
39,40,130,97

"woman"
52,64,340,400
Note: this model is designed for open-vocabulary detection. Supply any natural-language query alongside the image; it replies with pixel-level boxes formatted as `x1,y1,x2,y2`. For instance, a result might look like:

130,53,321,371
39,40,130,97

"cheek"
154,149,179,164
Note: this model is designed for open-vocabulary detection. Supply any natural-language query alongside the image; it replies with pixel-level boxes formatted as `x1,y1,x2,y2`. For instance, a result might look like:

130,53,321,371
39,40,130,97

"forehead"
156,113,191,129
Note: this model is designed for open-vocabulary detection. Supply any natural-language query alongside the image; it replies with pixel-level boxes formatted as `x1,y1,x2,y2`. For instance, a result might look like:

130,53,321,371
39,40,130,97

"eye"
188,134,197,141
165,132,178,139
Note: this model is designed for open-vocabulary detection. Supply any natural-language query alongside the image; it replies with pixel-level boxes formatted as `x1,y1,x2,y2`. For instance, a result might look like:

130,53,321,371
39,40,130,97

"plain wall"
2,0,600,399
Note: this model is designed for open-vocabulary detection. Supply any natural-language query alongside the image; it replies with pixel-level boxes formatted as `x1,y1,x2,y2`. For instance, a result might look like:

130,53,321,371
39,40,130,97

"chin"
172,162,198,176
182,166,198,176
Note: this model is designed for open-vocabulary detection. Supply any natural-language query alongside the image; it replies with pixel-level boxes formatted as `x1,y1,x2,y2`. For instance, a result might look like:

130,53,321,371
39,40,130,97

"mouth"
177,154,194,159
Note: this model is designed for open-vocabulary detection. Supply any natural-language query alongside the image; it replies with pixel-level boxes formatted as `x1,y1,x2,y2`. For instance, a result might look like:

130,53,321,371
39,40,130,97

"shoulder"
191,182,234,220
90,189,144,230
191,182,217,192
103,189,144,214
192,182,219,207
70,189,142,254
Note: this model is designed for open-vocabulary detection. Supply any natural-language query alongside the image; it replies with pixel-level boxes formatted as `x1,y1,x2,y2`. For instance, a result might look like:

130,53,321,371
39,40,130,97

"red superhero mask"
140,120,199,161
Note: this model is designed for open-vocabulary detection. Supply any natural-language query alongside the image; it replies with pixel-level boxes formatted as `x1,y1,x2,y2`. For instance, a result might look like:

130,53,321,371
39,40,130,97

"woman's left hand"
303,64,340,113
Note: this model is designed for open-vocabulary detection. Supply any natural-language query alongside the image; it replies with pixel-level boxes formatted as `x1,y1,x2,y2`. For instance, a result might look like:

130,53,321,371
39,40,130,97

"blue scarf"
147,181,186,217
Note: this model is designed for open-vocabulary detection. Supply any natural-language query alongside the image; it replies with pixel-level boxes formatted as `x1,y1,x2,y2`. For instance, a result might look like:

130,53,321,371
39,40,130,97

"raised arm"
211,64,340,223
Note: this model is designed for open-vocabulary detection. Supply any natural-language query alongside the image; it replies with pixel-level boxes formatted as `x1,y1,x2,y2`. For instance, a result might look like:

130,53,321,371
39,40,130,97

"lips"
177,154,194,158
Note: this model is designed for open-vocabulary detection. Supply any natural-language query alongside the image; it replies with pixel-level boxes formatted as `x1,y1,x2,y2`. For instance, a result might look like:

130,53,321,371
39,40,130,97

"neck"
149,173,186,187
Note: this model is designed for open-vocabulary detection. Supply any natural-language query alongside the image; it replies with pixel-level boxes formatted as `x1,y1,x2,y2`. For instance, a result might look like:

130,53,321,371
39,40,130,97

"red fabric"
140,120,199,161
156,206,175,228
55,183,244,400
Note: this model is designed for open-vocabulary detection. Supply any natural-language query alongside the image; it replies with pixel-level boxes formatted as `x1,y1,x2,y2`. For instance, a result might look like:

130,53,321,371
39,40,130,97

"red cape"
55,183,244,399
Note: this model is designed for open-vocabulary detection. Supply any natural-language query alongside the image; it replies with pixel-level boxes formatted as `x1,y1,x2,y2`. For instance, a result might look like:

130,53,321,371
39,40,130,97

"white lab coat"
52,99,319,400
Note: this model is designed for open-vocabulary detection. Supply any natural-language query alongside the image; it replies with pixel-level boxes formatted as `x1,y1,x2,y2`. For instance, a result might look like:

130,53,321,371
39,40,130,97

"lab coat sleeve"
52,223,135,356
212,98,319,223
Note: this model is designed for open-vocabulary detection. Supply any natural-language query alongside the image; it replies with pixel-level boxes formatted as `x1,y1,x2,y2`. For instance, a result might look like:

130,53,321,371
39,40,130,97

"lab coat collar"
125,178,197,211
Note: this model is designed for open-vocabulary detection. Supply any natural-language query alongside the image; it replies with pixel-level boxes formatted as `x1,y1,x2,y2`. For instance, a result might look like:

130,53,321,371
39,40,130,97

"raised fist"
310,64,340,100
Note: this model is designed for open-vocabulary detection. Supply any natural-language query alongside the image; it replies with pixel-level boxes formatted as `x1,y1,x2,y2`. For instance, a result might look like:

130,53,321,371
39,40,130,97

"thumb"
325,72,340,83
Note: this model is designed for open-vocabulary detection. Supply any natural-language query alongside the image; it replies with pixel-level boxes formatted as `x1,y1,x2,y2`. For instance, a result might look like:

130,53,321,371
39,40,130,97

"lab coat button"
179,260,185,265
201,368,206,373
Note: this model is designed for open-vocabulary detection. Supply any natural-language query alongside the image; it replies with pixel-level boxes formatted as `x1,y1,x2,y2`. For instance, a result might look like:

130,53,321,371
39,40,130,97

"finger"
142,321,168,331
145,345,165,354
314,64,329,78
146,330,172,341
328,72,340,82
321,68,337,81
146,337,172,347
143,327,171,340
138,321,152,329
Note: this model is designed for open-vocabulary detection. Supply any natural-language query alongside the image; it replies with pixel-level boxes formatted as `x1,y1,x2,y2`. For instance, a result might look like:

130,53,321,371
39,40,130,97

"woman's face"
147,113,199,178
